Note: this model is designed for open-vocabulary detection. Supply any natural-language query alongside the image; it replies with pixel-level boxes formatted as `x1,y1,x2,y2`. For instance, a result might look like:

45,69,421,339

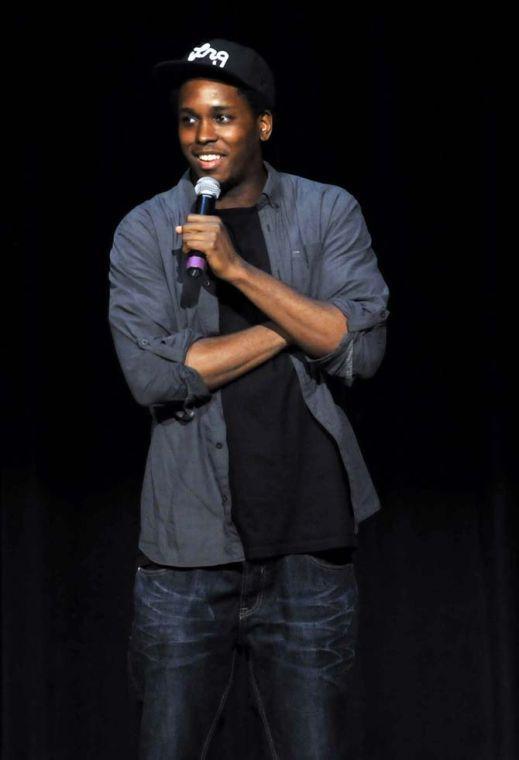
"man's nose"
196,118,217,143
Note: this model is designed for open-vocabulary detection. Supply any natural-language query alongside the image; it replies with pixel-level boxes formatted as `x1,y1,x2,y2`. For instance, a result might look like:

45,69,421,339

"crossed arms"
108,190,390,408
183,265,349,390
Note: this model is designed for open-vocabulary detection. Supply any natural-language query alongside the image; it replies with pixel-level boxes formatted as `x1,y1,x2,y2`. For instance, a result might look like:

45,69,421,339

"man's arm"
300,190,390,386
184,320,292,391
225,263,349,358
108,208,214,408
224,195,390,388
177,215,348,360
179,190,390,388
108,207,294,408
177,190,390,388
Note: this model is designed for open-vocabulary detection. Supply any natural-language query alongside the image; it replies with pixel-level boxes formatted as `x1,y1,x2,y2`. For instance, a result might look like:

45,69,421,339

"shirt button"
216,442,223,449
222,495,228,504
139,338,149,346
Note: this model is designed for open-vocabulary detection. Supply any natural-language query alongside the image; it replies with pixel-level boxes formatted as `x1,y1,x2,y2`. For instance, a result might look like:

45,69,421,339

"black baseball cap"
152,38,275,109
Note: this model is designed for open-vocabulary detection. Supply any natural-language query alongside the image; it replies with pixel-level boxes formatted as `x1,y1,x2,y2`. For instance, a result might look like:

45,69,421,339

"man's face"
177,78,270,193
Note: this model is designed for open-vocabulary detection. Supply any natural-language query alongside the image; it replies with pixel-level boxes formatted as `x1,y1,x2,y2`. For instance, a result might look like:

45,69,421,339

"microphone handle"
186,193,217,278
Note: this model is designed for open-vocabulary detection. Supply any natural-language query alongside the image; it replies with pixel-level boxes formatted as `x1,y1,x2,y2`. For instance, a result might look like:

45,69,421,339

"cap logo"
187,42,229,68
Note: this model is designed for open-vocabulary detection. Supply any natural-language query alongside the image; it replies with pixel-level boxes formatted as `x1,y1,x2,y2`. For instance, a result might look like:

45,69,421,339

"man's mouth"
193,153,226,170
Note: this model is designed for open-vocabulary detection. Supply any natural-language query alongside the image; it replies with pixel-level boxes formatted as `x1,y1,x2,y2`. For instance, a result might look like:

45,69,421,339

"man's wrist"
263,320,293,346
223,256,252,286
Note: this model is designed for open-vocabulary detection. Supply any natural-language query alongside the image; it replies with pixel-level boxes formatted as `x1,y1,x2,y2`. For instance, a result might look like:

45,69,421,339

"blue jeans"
127,552,359,759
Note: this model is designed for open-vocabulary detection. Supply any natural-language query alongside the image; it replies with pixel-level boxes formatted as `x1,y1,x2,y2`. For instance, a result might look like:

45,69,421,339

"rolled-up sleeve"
304,189,390,386
108,207,212,408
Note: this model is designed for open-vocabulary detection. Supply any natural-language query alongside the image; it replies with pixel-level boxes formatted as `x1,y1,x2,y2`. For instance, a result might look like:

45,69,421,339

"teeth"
198,154,223,161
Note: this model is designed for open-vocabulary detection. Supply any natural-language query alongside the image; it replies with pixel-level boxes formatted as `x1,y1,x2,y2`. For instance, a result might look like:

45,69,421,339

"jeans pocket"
304,550,355,571
137,565,170,576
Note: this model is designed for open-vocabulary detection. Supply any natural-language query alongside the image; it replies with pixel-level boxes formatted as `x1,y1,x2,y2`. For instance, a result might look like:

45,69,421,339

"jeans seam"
239,566,266,619
200,648,237,760
248,654,279,760
126,635,142,700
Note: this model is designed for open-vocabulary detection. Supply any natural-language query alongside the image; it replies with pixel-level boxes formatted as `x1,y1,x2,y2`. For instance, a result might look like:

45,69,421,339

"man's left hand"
176,214,244,281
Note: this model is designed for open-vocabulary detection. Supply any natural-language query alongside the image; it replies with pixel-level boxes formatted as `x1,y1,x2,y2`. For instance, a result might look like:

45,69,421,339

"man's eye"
216,114,233,123
180,115,196,125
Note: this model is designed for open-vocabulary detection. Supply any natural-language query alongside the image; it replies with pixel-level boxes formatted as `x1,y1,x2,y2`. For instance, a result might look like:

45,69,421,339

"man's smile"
193,152,227,170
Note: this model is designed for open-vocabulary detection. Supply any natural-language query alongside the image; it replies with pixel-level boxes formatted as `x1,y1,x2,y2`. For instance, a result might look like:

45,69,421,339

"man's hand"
176,214,244,281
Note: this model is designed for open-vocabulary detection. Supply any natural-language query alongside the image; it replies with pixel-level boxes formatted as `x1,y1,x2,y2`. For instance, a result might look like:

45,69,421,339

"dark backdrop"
4,8,514,760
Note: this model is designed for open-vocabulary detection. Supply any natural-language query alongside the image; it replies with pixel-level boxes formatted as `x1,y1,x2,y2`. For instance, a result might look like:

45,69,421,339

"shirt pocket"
290,242,322,298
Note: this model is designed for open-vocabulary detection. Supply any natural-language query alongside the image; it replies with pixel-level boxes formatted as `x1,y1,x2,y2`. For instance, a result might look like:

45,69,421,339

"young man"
109,38,389,759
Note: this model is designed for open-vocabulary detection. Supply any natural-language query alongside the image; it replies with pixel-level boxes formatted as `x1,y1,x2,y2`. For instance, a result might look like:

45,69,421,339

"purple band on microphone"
186,255,207,270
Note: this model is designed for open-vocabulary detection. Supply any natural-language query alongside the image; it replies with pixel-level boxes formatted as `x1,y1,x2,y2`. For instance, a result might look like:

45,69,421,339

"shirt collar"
178,160,281,210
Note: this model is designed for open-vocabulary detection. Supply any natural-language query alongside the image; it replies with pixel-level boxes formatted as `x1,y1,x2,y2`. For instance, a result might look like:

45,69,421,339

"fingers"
176,224,218,236
175,216,226,256
180,235,208,247
176,215,221,234
179,234,214,255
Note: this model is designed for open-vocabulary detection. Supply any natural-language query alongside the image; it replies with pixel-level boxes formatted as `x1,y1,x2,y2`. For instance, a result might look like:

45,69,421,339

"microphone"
186,176,222,278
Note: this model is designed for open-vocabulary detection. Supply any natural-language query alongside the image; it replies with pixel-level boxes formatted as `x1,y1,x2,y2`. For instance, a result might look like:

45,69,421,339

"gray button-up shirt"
108,160,390,566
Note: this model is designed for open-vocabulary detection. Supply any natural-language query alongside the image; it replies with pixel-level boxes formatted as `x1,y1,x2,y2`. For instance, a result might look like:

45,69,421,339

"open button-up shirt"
108,160,390,567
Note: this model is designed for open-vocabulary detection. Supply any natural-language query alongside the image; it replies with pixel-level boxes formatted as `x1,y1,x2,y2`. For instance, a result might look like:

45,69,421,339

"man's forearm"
226,260,348,358
184,321,291,391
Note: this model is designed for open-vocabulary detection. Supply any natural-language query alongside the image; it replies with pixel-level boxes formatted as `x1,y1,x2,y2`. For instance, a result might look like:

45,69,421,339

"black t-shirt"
215,204,357,560
135,203,357,569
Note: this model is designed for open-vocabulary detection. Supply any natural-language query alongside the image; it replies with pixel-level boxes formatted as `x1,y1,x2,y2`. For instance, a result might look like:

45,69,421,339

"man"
109,38,389,759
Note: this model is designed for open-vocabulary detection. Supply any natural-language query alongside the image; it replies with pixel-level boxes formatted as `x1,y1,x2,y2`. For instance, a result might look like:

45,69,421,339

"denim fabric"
108,160,390,566
127,552,359,759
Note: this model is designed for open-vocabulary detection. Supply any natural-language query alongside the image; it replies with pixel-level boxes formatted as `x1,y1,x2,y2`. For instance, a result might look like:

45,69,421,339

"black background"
4,7,514,759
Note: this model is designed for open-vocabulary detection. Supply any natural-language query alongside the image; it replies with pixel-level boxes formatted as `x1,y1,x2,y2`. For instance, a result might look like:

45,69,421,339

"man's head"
172,77,273,192
152,40,275,195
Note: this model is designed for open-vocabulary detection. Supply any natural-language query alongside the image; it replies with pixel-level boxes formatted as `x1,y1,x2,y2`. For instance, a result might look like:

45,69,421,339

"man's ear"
258,111,273,141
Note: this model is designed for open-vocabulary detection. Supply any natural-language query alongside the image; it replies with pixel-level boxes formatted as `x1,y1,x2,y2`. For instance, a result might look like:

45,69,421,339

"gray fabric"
108,161,390,567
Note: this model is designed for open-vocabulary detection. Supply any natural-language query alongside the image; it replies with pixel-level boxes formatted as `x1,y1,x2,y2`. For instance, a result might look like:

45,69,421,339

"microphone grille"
194,176,221,199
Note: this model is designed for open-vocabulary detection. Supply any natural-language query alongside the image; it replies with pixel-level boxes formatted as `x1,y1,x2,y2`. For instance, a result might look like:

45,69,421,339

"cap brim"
152,61,245,93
